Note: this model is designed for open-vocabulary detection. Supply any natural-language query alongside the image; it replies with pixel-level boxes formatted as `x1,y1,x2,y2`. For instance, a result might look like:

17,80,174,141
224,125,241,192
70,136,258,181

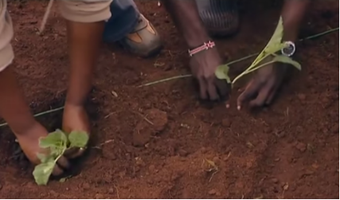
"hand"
15,122,70,176
237,60,289,109
62,103,90,158
189,48,230,101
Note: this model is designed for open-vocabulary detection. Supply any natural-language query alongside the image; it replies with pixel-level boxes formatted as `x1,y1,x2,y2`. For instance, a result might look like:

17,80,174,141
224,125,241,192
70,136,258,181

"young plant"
32,129,89,186
215,16,301,86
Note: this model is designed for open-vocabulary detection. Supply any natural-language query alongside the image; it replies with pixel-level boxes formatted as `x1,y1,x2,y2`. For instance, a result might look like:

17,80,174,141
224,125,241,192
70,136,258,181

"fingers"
64,146,87,159
52,165,64,176
249,83,272,107
57,155,71,169
265,84,279,105
198,78,208,100
198,77,229,101
237,79,261,110
214,78,229,101
52,156,70,176
207,78,219,101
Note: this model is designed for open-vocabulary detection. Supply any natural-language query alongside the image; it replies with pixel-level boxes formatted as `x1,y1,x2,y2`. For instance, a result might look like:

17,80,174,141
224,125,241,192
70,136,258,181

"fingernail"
237,105,241,110
226,104,230,108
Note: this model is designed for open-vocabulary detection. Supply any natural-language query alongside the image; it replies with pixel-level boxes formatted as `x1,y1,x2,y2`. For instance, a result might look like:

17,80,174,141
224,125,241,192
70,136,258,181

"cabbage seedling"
32,129,89,185
215,16,301,86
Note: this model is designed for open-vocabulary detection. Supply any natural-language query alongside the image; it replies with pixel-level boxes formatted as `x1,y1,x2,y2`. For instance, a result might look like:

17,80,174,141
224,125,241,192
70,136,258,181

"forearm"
161,0,211,48
65,21,105,106
282,0,311,41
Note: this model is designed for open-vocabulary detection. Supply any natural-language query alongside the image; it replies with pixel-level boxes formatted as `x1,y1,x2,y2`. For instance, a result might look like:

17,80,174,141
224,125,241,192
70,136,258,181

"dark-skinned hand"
189,48,230,101
237,58,289,109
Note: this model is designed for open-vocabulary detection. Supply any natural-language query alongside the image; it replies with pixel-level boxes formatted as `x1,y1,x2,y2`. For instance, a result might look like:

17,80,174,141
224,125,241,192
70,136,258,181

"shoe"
119,14,163,58
195,0,240,37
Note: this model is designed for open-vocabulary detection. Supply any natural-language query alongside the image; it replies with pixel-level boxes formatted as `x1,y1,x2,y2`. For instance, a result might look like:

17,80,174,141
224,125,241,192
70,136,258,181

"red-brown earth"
0,0,338,198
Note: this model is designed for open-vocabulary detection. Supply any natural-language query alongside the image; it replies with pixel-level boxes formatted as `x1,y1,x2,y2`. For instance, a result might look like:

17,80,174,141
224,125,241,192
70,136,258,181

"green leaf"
39,129,68,156
68,131,89,148
264,16,284,54
215,64,231,83
40,129,67,149
249,16,284,69
32,159,55,186
36,153,51,163
272,55,302,70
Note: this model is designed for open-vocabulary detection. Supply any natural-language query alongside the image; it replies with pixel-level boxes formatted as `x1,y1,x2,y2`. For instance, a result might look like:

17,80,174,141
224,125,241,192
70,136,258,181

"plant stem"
232,60,276,85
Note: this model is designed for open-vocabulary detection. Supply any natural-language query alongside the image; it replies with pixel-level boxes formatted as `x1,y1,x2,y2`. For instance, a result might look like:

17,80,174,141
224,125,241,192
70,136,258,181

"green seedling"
215,16,301,86
32,129,89,186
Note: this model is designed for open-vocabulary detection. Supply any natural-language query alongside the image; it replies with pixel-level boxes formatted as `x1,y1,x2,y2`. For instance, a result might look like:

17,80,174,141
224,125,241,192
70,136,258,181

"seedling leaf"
216,16,301,86
33,158,55,186
33,129,88,186
263,16,284,54
68,131,89,148
37,153,50,163
272,55,301,70
215,64,231,83
40,129,67,149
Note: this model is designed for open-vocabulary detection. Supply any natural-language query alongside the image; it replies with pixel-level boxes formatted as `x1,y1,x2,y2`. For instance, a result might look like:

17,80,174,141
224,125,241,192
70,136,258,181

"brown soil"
0,0,339,198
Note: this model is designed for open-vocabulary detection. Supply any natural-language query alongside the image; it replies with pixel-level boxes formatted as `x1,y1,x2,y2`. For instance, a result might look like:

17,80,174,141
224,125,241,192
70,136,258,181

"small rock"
82,183,90,190
282,183,289,191
146,179,154,184
221,118,231,127
223,154,231,161
295,142,306,152
297,93,306,101
149,165,156,172
178,149,189,157
49,190,59,197
95,193,104,199
271,178,279,183
108,188,115,194
135,157,145,166
208,189,217,195
264,126,272,133
213,156,219,164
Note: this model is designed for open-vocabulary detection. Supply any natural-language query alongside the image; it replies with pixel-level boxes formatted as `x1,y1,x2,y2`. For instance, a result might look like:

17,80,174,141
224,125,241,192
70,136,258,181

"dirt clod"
208,189,218,195
95,193,104,199
108,188,115,194
271,178,279,183
133,108,168,146
297,93,306,101
0,1,338,199
82,183,90,190
221,118,231,127
296,142,307,152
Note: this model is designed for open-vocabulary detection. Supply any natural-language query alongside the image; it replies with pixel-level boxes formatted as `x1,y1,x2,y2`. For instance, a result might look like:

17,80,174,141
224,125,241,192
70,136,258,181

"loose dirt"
0,0,338,198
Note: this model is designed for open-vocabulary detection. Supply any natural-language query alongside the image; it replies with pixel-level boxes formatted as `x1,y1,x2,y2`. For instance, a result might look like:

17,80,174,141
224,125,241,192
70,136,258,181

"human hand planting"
190,47,230,101
237,58,289,109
